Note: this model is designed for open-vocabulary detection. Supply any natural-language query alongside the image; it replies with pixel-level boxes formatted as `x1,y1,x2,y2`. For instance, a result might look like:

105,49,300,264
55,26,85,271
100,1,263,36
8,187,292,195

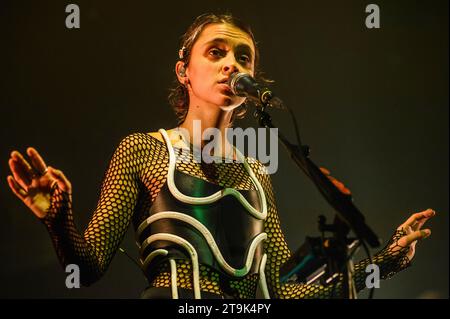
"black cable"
119,247,142,270
277,99,303,148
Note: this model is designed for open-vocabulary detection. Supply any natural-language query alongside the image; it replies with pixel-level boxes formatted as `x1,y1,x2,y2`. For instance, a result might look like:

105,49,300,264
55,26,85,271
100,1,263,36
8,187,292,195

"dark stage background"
0,0,448,298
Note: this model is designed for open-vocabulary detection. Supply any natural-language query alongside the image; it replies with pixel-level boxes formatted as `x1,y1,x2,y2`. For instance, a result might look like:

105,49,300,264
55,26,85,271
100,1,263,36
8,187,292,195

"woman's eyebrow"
203,38,253,51
203,38,229,48
203,38,254,57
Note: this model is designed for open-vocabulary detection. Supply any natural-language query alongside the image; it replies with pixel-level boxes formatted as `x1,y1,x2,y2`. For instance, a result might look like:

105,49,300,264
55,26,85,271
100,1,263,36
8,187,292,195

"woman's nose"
222,56,240,75
223,64,239,74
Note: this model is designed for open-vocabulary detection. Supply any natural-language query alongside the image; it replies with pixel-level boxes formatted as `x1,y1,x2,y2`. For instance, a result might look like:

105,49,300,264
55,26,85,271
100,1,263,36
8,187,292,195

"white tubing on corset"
169,259,179,299
259,254,270,299
142,248,168,271
158,128,267,220
140,233,201,299
137,211,267,277
141,249,179,299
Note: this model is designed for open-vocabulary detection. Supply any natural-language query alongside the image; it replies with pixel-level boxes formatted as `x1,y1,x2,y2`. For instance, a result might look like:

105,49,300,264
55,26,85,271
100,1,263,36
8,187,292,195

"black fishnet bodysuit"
42,132,411,298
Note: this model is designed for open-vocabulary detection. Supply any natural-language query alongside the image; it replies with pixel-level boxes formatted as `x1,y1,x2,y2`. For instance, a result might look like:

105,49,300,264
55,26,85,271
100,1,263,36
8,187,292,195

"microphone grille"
228,72,247,95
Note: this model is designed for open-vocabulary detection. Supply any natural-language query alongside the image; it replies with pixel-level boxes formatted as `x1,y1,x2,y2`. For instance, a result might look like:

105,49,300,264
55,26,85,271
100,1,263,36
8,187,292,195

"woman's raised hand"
390,208,435,261
7,147,71,219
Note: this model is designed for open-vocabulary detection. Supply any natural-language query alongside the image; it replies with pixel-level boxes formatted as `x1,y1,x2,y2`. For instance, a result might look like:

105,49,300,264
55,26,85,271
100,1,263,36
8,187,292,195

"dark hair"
168,13,271,125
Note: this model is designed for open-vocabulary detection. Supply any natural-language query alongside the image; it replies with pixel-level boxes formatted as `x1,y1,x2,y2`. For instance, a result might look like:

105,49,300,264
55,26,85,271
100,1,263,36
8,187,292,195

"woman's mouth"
218,83,233,95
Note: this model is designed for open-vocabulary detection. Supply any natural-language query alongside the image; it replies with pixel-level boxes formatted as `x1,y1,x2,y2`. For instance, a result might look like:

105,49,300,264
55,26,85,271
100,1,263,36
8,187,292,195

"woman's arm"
249,160,433,298
8,133,153,286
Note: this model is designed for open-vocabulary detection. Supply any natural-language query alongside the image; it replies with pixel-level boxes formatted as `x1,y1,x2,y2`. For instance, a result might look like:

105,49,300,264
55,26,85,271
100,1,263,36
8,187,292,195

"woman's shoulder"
147,131,164,143
117,132,160,145
116,128,180,149
112,132,164,156
146,128,185,146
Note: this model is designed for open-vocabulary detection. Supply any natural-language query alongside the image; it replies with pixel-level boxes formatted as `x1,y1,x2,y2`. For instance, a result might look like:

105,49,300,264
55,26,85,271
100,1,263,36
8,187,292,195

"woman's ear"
175,61,188,84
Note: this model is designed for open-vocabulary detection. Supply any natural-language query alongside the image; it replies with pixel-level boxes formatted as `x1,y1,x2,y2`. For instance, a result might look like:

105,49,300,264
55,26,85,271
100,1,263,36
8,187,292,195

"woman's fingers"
26,147,47,175
7,175,28,201
11,150,34,173
398,228,431,247
390,210,434,261
413,217,430,232
9,147,51,191
47,167,72,193
399,209,435,230
8,156,33,190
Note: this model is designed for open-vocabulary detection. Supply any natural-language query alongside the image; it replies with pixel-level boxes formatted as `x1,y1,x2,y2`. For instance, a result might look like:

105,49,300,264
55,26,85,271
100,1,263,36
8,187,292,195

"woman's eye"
239,55,251,63
209,48,223,57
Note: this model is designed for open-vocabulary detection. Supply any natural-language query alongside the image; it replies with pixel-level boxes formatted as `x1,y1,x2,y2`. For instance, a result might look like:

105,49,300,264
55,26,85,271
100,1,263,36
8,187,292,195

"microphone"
228,72,284,109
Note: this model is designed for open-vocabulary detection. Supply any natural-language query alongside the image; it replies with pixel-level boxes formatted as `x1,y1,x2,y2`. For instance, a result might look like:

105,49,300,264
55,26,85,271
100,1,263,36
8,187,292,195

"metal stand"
253,103,380,298
318,215,359,298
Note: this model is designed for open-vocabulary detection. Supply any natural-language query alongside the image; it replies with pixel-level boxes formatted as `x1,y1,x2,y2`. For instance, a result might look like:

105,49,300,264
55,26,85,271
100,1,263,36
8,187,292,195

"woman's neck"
178,103,235,159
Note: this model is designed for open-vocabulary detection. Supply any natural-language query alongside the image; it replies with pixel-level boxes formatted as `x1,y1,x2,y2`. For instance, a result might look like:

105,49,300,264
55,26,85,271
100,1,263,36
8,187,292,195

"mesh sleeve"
41,133,151,286
250,161,411,298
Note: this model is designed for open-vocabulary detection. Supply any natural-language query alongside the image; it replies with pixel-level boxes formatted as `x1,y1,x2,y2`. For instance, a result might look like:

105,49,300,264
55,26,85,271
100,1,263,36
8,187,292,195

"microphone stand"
252,103,381,299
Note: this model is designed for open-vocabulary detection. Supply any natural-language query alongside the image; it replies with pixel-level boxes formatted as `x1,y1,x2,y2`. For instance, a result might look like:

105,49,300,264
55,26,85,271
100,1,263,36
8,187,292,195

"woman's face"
183,23,256,110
